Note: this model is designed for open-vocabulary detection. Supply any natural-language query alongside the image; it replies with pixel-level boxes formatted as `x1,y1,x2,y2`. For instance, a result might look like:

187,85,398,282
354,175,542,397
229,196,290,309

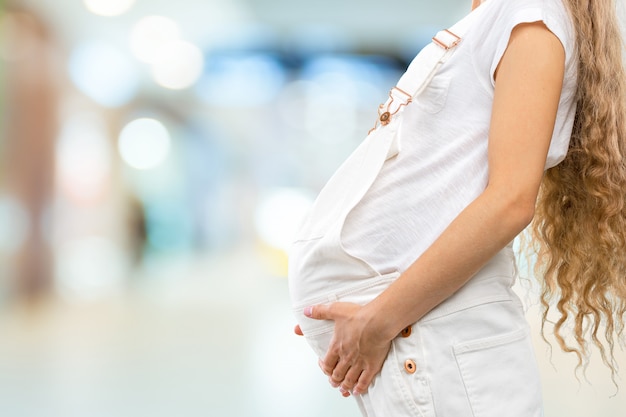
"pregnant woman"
288,0,626,416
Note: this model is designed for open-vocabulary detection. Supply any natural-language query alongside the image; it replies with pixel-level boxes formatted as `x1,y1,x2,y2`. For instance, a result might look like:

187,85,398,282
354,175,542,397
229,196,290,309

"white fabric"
341,0,577,275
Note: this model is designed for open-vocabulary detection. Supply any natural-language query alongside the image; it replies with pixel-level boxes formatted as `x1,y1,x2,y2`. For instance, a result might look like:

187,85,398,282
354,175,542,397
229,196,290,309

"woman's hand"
302,302,393,396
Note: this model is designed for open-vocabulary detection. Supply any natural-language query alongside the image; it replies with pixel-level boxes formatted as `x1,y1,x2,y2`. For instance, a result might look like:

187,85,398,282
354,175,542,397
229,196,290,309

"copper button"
404,359,417,374
380,111,391,124
400,326,412,338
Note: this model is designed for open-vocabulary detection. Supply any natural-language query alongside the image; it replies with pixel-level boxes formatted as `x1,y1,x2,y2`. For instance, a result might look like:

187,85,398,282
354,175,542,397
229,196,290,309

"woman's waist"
291,246,518,335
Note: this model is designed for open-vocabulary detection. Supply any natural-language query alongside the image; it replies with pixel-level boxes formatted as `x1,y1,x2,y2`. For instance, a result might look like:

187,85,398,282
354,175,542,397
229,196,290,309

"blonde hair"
530,0,626,380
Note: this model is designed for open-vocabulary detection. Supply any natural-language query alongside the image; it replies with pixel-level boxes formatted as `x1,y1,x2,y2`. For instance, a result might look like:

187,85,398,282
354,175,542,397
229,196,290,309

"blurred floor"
0,246,358,417
0,246,624,417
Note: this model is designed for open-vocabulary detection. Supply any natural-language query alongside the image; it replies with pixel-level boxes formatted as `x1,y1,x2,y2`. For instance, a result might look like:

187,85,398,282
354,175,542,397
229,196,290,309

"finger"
353,369,377,396
330,357,352,386
320,338,339,376
340,366,363,392
339,387,351,398
294,325,303,336
320,345,340,377
303,304,332,320
305,302,358,321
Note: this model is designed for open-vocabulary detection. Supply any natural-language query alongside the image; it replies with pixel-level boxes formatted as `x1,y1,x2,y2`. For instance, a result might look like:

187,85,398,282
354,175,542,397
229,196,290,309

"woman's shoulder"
480,0,575,53
466,0,577,89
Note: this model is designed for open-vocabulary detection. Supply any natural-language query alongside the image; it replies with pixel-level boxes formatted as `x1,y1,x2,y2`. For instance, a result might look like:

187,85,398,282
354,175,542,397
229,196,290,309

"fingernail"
303,306,313,317
353,389,361,396
330,379,340,388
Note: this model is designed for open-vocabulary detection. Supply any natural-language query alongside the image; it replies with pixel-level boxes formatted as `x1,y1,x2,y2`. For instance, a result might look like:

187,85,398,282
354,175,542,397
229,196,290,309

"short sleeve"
471,0,575,88
490,7,544,85
489,2,571,84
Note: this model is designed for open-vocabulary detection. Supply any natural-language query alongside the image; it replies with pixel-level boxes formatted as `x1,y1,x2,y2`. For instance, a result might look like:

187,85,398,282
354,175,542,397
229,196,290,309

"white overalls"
288,7,544,417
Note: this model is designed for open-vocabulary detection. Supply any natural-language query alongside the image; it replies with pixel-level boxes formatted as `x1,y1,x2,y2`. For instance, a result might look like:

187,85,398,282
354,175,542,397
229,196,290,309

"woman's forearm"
362,185,535,341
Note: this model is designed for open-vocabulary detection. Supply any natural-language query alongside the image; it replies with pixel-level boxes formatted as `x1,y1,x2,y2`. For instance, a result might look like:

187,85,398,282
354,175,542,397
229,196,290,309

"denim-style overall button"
401,326,412,338
404,359,417,374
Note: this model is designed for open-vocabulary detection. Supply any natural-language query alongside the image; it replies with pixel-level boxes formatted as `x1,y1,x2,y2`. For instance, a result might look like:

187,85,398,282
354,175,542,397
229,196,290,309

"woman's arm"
304,21,566,396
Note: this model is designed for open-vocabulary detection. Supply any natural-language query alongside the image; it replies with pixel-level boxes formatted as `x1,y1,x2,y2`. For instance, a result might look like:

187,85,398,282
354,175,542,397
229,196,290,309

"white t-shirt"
341,0,578,274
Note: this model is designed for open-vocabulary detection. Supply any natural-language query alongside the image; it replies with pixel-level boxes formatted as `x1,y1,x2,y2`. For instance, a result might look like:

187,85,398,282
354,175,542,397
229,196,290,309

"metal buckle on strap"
369,87,412,134
432,29,461,50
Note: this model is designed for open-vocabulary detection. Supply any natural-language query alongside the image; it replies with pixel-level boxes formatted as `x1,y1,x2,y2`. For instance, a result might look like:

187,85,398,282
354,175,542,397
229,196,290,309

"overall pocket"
453,327,543,417
415,75,451,114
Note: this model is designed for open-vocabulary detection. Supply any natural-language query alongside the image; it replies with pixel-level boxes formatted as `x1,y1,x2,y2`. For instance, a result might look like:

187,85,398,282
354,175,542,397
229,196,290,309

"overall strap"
372,17,474,132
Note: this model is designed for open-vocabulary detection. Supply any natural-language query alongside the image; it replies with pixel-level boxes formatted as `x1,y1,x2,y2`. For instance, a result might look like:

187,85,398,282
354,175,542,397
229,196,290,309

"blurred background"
0,0,624,416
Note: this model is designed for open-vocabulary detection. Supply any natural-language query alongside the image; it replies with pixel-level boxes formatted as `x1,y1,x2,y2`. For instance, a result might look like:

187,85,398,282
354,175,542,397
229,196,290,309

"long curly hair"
530,0,626,380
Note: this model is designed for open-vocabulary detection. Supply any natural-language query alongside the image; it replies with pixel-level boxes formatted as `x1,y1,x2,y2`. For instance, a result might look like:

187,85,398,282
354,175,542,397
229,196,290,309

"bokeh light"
83,0,136,17
130,16,181,64
254,188,314,251
151,41,204,90
68,40,139,107
118,118,172,170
